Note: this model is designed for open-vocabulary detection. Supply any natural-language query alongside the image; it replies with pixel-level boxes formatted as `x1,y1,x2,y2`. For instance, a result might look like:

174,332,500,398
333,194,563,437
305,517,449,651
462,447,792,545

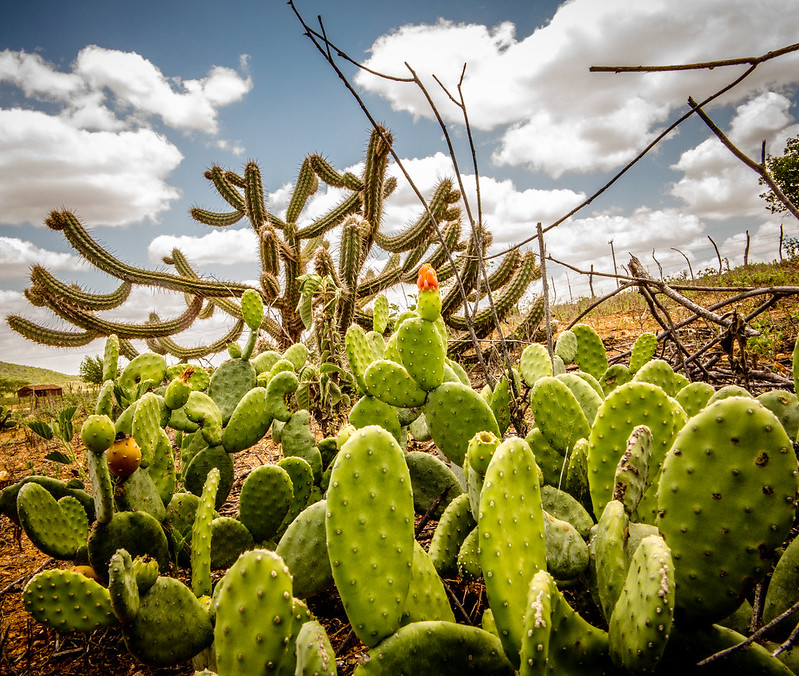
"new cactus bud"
416,264,441,321
80,414,116,455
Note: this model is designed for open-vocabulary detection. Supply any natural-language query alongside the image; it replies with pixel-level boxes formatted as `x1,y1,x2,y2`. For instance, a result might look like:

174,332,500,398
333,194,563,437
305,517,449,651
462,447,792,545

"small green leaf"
27,421,54,440
45,450,73,465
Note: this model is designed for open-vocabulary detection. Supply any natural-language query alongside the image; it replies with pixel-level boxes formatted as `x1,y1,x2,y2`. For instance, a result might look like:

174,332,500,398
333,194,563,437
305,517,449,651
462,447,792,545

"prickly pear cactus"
238,464,293,544
657,397,799,624
23,568,116,632
571,323,609,379
17,482,88,560
326,425,415,647
519,343,553,387
479,437,547,668
628,332,657,373
214,549,295,675
353,621,515,675
425,382,500,466
608,534,675,673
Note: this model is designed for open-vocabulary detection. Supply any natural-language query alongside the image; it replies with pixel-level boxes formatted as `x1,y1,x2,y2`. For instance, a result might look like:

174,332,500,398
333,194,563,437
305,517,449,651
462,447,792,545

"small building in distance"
17,384,63,406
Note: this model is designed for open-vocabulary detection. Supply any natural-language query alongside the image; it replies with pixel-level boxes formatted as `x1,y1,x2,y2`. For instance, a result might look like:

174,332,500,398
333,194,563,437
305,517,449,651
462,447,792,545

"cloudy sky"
2,0,798,374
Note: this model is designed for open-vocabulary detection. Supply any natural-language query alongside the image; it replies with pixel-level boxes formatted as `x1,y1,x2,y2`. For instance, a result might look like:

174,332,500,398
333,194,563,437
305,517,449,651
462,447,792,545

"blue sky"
2,0,799,373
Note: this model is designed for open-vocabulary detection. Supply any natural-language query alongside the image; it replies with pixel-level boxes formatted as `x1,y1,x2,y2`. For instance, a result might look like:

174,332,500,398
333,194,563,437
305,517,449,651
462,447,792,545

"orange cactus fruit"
105,436,142,478
417,264,439,292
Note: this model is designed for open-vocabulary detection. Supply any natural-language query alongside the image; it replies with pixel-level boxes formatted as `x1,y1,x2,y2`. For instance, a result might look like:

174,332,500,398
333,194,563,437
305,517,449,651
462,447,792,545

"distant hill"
0,361,82,395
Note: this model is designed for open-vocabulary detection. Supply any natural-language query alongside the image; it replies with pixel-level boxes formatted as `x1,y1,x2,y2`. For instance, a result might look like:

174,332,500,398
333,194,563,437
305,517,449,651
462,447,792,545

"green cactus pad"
674,380,715,418
524,427,567,488
346,323,373,394
349,394,402,443
251,349,281,375
555,329,578,363
657,397,799,624
628,332,658,373
88,510,169,583
556,373,602,425
520,569,553,675
211,516,254,570
609,534,674,673
428,493,476,577
763,532,799,639
222,386,272,453
757,389,799,439
540,485,594,538
397,316,445,391
17,482,88,560
281,410,323,482
122,576,213,667
599,364,632,396
707,383,753,404
240,288,264,330
490,375,512,435
466,430,500,477
564,437,591,513
265,370,299,422
131,391,162,468
587,381,678,519
277,455,314,534
326,425,415,647
108,548,140,623
191,467,219,597
401,541,456,626
364,359,428,408
531,376,591,454
184,445,234,509
214,549,295,674
184,391,223,446
353,621,515,675
276,499,332,599
116,467,166,521
23,568,116,633
613,425,654,517
425,383,500,466
405,450,463,519
592,500,629,622
148,426,175,504
457,526,482,581
239,464,294,543
80,414,116,454
632,359,689,397
102,334,119,382
519,343,553,387
119,352,167,391
479,437,547,667
571,323,609,379
208,358,257,426
295,620,336,676
543,510,590,580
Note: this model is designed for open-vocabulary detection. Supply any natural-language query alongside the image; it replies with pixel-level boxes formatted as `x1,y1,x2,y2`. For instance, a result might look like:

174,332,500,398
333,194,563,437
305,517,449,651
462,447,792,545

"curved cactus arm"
355,253,402,299
401,221,463,282
30,265,132,311
467,248,522,301
512,296,546,341
205,165,247,212
296,192,361,239
361,126,392,255
244,160,267,230
440,230,483,318
42,294,203,339
6,316,98,347
189,207,244,227
308,153,350,188
447,251,539,335
287,157,320,224
46,211,251,297
375,179,460,254
313,246,343,289
150,320,246,360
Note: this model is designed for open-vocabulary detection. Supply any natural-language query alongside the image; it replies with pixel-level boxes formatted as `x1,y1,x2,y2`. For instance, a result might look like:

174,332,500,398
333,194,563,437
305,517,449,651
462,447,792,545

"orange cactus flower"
417,264,439,292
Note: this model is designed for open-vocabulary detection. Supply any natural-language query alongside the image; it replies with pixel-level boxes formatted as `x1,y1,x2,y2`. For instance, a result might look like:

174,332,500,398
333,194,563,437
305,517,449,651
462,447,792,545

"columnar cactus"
10,129,540,358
